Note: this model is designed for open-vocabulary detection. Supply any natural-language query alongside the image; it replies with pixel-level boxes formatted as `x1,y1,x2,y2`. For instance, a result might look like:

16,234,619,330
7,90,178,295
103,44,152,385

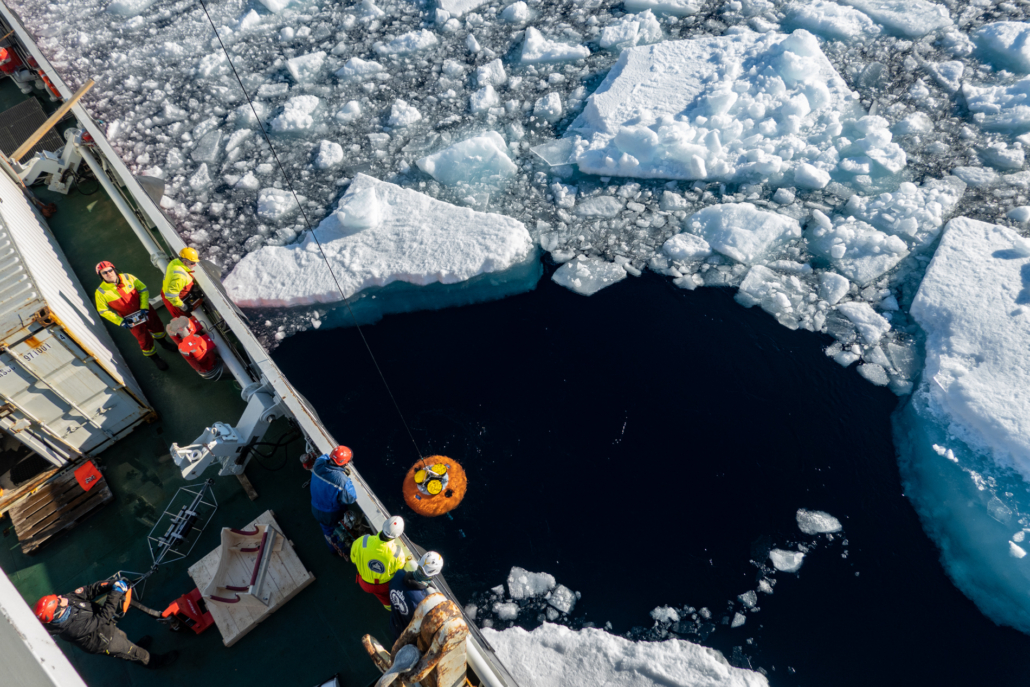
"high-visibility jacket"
162,258,194,308
351,534,407,585
95,273,149,326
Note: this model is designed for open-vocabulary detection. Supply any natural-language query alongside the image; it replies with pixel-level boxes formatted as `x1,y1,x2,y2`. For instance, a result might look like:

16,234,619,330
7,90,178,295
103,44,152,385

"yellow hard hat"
179,247,199,262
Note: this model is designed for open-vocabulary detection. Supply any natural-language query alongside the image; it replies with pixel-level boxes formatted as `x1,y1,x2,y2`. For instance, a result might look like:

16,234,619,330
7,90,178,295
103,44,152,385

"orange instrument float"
402,455,467,517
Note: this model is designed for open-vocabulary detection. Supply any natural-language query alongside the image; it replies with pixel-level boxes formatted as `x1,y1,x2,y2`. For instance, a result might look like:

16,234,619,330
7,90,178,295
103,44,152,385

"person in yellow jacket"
162,247,201,319
94,261,173,370
351,516,410,610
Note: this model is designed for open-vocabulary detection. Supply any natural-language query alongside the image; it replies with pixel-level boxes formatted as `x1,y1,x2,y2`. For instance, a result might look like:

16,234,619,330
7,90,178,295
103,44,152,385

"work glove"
119,320,132,328
113,580,129,594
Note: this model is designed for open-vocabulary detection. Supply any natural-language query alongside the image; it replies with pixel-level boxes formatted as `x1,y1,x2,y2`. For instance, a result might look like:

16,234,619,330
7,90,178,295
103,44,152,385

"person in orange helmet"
34,580,178,669
94,260,174,370
310,445,357,555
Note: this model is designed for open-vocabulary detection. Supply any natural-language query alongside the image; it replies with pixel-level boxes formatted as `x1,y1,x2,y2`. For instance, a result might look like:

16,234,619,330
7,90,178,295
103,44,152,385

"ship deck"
0,81,387,687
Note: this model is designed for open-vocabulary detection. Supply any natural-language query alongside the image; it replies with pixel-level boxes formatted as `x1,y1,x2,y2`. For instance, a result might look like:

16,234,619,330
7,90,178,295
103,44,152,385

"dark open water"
272,269,1029,686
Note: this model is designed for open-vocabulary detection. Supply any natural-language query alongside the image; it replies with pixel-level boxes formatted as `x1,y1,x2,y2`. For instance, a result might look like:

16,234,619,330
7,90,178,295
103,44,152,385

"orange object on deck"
73,461,102,492
402,455,467,517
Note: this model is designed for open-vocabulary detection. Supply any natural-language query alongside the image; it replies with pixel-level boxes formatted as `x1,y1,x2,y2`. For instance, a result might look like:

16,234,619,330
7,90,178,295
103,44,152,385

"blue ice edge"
894,382,1030,633
264,249,543,331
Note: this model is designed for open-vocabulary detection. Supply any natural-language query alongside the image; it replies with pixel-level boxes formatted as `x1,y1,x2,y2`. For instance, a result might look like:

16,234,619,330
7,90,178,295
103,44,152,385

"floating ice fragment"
623,0,702,16
470,85,500,114
336,101,362,125
438,0,490,17
493,602,519,620
651,606,680,623
782,1,882,41
731,612,746,628
575,196,624,218
335,57,385,81
1010,542,1027,559
521,27,590,64
533,93,563,124
819,272,850,305
270,95,320,133
837,0,952,38
797,509,843,534
376,30,438,56
795,163,831,190
256,188,300,221
388,100,422,128
951,167,998,188
546,585,577,614
662,233,712,262
107,0,158,16
769,549,805,573
684,203,802,265
417,132,517,188
508,567,556,599
836,302,891,345
314,141,344,170
738,591,758,608
552,257,628,296
500,1,531,23
845,177,965,248
287,52,326,83
256,0,291,12
806,217,909,286
476,59,507,88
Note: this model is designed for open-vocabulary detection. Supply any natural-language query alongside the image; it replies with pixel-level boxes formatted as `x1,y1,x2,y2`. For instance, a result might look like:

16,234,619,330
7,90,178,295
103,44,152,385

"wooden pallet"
9,467,113,554
188,510,315,647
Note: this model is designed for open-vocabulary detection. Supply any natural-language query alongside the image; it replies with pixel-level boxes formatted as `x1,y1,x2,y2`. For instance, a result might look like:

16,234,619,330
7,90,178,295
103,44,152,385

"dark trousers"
312,504,347,555
99,627,149,665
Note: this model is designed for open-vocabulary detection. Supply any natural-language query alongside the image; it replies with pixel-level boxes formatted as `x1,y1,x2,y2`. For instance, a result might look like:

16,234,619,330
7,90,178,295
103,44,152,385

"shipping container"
0,164,153,473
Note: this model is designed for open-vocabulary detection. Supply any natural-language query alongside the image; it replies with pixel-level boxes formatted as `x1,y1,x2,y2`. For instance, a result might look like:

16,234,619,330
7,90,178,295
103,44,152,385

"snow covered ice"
224,174,535,308
796,509,843,534
484,624,768,687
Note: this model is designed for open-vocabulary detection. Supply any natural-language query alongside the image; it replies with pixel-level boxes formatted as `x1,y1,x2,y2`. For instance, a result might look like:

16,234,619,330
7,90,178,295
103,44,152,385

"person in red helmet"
34,580,178,669
94,261,174,370
310,445,357,555
0,46,35,95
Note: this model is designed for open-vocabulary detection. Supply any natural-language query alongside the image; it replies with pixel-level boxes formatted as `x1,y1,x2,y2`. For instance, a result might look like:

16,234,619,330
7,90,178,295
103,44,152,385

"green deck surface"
0,83,386,687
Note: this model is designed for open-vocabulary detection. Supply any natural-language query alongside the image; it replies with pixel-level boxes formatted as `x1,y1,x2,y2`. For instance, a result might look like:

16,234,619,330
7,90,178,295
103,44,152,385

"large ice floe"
484,624,768,687
560,30,905,186
896,217,1030,633
224,174,537,317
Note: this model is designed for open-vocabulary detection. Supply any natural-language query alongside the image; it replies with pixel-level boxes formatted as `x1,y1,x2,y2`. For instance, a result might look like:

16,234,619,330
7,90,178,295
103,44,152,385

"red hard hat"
95,260,115,275
330,445,353,466
34,595,60,623
0,48,8,63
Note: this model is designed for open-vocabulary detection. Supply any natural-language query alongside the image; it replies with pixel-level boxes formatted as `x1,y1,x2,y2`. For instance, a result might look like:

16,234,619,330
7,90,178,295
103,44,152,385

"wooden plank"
236,472,258,501
16,481,103,538
12,473,102,533
188,510,315,648
0,466,59,517
11,79,94,161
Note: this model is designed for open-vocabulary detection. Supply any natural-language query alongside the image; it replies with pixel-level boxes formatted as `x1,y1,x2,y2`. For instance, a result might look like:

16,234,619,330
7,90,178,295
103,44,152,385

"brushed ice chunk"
769,549,805,573
552,256,628,296
662,233,712,262
286,52,326,83
623,0,702,16
975,23,1030,74
782,0,882,41
796,509,843,534
684,204,802,265
507,567,556,599
521,27,590,64
270,95,320,132
838,0,952,38
416,132,517,187
599,10,662,52
836,301,891,345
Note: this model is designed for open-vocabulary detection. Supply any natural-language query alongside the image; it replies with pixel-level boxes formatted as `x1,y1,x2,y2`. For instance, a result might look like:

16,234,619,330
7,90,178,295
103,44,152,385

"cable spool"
403,456,467,517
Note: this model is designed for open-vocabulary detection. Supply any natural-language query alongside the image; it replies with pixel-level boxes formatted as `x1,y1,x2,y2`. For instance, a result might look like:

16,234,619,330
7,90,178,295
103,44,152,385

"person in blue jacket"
388,551,444,640
310,445,358,555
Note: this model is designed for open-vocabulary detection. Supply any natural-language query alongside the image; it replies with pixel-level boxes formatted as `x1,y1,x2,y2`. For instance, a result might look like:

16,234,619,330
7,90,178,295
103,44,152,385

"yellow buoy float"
403,455,467,517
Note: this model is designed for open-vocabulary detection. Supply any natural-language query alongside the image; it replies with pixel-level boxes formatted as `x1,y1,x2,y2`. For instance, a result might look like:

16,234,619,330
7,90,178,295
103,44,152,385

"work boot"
145,650,180,669
150,355,169,371
157,337,177,352
135,635,154,651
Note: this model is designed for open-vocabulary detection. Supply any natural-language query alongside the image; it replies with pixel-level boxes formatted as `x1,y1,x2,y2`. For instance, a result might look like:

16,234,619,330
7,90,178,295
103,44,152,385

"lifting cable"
196,0,429,469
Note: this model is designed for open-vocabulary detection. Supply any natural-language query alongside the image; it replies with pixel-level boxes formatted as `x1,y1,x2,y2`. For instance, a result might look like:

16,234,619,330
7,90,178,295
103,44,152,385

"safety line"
196,0,428,467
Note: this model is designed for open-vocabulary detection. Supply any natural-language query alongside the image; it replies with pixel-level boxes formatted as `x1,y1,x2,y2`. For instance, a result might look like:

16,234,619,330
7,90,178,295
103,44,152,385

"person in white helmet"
350,515,410,609
387,551,443,640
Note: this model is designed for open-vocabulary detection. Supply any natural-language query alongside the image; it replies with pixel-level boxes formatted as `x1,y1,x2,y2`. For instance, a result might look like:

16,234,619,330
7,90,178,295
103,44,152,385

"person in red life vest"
0,46,35,95
162,247,202,320
94,261,174,370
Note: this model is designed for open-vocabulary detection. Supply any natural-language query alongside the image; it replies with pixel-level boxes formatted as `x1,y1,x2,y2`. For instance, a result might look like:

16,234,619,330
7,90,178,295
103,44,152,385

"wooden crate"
9,467,113,554
188,510,315,647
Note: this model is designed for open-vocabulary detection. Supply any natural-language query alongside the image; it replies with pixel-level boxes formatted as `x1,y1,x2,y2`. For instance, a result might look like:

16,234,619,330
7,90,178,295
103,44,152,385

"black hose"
249,426,303,471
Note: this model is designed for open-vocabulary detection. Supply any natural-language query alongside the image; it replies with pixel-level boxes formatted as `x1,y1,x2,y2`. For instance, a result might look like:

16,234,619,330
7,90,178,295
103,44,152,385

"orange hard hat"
330,445,353,466
95,260,115,275
34,595,60,623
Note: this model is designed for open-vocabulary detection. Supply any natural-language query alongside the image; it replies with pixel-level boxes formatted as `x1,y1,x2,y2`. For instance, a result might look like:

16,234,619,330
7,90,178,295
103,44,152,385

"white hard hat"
382,515,404,540
418,551,444,578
